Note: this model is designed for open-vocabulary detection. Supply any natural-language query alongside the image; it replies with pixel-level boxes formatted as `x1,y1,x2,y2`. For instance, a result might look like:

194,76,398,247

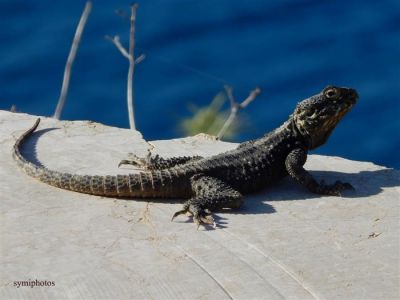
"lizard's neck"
258,117,311,149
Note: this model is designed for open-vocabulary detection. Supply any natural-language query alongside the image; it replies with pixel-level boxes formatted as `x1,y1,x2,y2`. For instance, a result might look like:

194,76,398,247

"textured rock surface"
1,111,399,299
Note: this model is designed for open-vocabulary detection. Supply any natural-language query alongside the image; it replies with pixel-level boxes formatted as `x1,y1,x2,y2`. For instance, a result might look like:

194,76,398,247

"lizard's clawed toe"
118,156,147,169
118,159,133,168
171,202,216,229
196,212,216,229
192,214,216,230
171,209,187,222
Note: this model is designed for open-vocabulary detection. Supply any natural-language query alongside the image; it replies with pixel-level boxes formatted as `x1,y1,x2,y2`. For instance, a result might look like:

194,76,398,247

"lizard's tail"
13,118,186,198
13,118,42,174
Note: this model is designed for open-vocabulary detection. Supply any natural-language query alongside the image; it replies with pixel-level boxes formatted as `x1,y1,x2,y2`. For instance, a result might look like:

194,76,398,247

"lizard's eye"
325,88,339,99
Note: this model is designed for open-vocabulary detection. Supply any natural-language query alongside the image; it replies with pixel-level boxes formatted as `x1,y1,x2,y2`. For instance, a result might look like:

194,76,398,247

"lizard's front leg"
285,148,354,196
172,174,243,228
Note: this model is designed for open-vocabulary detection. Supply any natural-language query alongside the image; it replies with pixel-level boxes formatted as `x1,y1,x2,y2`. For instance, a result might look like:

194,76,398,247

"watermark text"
13,279,55,288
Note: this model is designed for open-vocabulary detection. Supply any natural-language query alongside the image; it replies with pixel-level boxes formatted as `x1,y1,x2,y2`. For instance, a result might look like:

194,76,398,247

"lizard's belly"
214,162,288,194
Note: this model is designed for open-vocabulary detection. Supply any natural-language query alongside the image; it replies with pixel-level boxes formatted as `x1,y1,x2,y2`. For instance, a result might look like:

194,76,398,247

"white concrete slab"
1,111,399,299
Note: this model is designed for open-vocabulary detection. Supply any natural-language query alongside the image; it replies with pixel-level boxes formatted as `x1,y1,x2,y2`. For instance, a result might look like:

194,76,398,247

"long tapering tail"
13,119,187,198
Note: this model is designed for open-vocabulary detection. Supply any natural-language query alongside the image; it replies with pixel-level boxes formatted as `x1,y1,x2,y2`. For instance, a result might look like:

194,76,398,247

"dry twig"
53,1,92,119
105,35,145,62
127,4,138,130
106,4,143,130
217,85,261,139
105,35,130,59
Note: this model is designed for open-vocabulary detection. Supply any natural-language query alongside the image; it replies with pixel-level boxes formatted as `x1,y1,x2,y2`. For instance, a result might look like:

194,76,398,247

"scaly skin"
13,85,358,227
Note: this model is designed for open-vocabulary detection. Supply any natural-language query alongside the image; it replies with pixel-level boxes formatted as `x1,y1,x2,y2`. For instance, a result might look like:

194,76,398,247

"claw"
118,155,148,169
195,213,215,229
118,159,132,168
200,215,214,225
172,204,216,229
171,209,187,222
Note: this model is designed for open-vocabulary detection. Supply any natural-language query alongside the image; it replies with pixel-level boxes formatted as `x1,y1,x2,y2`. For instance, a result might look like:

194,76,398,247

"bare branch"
126,3,138,130
105,35,130,59
105,35,145,65
106,4,139,130
239,87,261,108
224,85,236,108
53,1,92,120
135,54,146,64
217,108,238,140
217,86,262,140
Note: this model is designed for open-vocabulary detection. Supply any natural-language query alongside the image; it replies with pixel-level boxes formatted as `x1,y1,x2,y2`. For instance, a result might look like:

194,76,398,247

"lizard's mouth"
337,88,358,116
345,88,359,105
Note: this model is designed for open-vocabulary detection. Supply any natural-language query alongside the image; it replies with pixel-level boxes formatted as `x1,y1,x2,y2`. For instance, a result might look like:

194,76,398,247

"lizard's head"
293,85,358,149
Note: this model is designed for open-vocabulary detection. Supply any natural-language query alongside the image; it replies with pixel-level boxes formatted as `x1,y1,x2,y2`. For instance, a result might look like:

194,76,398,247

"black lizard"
13,85,358,227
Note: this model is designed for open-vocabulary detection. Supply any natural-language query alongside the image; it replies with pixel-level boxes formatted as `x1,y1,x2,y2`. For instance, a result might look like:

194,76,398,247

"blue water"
1,0,399,168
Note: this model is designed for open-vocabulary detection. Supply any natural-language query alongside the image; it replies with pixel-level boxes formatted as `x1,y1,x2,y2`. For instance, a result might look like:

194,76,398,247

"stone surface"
1,110,399,299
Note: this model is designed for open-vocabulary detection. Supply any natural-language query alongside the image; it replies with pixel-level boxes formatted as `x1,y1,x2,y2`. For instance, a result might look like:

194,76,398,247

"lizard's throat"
294,113,346,150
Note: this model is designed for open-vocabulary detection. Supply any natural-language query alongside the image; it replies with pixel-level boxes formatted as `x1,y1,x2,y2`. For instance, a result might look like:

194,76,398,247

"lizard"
13,85,358,228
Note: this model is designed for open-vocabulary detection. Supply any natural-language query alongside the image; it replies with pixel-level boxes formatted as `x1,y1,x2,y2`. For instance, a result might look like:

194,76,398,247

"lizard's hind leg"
119,150,203,170
172,174,243,228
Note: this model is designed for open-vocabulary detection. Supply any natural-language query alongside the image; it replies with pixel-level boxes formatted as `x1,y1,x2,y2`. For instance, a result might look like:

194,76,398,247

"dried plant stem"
127,4,138,130
106,4,142,130
217,85,261,140
106,36,130,59
53,1,92,120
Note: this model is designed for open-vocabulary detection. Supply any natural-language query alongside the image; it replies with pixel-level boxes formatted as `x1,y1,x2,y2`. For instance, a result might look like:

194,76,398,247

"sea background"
1,0,399,168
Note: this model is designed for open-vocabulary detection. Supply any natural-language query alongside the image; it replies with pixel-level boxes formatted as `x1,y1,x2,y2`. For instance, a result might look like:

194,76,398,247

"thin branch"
135,54,146,64
106,4,141,130
53,1,92,120
239,87,261,108
105,35,145,63
224,85,235,108
217,108,238,140
217,86,261,140
105,35,130,59
126,3,138,130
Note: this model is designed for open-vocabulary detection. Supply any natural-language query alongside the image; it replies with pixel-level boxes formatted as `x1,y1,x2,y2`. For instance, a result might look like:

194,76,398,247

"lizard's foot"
118,155,148,169
171,175,243,229
316,180,354,196
171,202,215,229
